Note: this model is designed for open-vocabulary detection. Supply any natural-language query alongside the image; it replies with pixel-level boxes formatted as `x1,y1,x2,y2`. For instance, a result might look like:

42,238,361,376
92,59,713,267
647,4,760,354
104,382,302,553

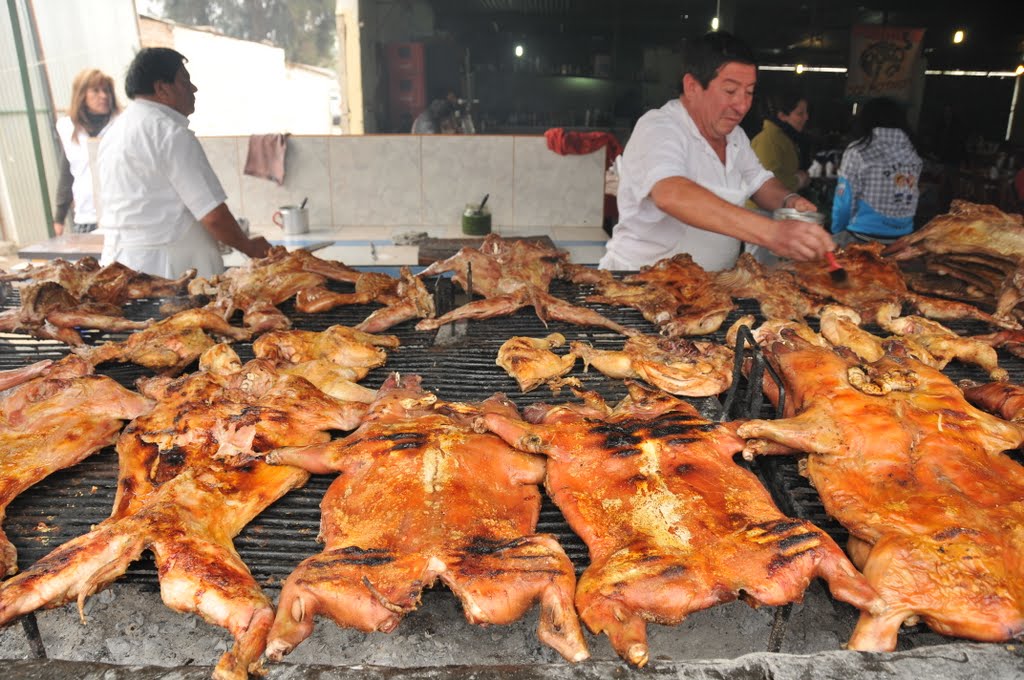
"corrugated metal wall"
0,0,138,246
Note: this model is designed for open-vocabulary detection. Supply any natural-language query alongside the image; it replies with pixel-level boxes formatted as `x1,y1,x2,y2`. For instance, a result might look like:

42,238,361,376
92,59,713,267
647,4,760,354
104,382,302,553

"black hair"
124,48,187,99
764,87,806,119
682,31,757,90
851,97,916,152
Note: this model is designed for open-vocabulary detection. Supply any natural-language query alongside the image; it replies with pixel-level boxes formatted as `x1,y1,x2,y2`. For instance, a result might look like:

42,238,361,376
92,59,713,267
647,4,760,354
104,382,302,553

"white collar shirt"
600,98,773,271
98,99,225,248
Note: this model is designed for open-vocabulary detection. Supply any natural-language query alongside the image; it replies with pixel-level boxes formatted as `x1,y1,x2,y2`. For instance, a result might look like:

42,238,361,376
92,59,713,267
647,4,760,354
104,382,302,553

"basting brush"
825,251,849,285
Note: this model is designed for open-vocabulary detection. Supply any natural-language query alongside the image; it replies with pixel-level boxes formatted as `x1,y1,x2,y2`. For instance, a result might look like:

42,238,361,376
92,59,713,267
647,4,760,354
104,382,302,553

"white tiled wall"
199,134,605,233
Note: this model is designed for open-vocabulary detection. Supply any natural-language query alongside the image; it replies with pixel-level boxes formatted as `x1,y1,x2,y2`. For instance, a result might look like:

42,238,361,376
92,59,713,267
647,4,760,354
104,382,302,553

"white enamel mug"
272,205,309,235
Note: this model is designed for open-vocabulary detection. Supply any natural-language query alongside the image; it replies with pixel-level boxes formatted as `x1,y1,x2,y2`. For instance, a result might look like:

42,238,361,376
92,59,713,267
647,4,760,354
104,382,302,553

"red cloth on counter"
243,133,289,185
544,128,622,169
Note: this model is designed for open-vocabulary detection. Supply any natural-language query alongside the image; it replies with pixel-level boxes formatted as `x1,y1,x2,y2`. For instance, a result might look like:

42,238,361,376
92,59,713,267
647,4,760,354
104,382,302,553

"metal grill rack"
1,273,1022,657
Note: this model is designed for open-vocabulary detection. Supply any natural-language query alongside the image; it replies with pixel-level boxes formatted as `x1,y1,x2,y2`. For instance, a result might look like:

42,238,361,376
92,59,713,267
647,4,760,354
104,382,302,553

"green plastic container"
462,205,492,235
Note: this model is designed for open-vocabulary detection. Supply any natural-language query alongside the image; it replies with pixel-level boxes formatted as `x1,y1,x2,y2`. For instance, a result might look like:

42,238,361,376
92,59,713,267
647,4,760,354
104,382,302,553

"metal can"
773,208,825,224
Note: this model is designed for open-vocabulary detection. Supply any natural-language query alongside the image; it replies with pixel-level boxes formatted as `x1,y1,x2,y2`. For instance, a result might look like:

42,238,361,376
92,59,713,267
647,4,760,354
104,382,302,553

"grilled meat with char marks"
295,266,435,332
737,322,1024,651
0,257,194,304
484,382,880,667
415,234,634,336
782,242,1013,328
569,254,734,336
0,355,153,577
0,281,151,346
248,373,587,664
73,308,252,375
570,334,734,397
496,333,578,393
0,344,368,680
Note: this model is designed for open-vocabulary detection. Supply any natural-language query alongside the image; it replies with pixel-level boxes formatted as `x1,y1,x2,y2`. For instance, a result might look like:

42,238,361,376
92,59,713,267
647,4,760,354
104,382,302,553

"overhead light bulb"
1016,64,1024,76
953,30,964,44
795,64,805,74
711,16,719,31
514,44,524,58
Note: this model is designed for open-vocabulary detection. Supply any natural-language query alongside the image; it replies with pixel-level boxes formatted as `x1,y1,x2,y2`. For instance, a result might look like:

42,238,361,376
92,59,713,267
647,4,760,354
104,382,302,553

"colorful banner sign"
846,25,925,101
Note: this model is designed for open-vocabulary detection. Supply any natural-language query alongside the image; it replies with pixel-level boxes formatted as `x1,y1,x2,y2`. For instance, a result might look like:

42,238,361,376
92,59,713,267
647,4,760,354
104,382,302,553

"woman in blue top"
831,97,922,245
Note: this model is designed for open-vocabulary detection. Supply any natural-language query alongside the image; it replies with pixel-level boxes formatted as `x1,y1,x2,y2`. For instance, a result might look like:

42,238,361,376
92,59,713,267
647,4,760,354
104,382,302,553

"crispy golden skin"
0,355,153,576
0,344,369,680
258,374,588,665
485,382,880,667
738,323,1024,651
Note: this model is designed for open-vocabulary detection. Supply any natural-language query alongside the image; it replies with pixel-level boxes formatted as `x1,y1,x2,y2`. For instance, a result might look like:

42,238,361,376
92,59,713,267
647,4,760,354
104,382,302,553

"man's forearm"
199,203,265,257
751,177,800,211
650,176,780,246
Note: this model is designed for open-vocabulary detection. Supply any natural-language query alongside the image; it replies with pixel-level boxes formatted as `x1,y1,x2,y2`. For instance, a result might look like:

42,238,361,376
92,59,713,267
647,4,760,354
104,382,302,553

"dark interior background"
385,0,1023,151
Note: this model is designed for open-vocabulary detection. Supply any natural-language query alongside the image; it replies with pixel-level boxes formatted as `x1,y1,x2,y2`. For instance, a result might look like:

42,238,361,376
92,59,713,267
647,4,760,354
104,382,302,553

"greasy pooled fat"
484,382,880,668
256,373,588,664
737,321,1024,651
0,355,153,577
0,344,369,680
415,233,634,336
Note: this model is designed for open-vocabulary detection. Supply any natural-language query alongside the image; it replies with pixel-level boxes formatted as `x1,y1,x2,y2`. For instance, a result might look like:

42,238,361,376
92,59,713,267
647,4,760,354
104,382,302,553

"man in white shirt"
98,48,270,278
600,32,834,272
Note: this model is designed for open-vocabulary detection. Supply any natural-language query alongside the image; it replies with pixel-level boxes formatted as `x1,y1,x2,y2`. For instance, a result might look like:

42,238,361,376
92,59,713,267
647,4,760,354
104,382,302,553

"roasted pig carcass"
0,257,194,304
496,333,578,392
782,242,1013,328
0,344,369,680
0,359,52,391
295,266,435,332
242,373,587,664
415,234,635,336
0,355,153,576
962,381,1024,423
192,246,363,333
253,325,398,374
971,329,1024,360
884,202,1024,325
72,308,252,375
818,305,938,369
0,281,152,346
568,254,734,336
483,382,881,667
736,322,1024,650
875,302,1007,381
715,253,823,321
884,200,1024,264
570,334,734,397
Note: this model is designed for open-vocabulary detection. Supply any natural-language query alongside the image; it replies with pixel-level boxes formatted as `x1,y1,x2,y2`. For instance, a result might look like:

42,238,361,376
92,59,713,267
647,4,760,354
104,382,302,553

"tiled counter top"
15,225,608,269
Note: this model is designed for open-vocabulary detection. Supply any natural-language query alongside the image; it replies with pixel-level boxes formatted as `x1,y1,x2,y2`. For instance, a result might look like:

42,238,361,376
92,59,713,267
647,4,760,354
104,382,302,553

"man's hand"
767,219,835,261
240,236,272,260
790,195,817,213
53,222,64,236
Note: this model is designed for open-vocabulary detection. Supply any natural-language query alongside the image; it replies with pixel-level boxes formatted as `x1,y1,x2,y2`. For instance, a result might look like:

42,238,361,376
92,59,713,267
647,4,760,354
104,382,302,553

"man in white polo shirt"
600,32,834,272
98,48,270,278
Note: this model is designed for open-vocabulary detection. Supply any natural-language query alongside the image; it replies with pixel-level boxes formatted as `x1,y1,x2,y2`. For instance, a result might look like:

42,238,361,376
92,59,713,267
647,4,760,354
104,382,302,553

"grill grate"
1,275,1022,649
